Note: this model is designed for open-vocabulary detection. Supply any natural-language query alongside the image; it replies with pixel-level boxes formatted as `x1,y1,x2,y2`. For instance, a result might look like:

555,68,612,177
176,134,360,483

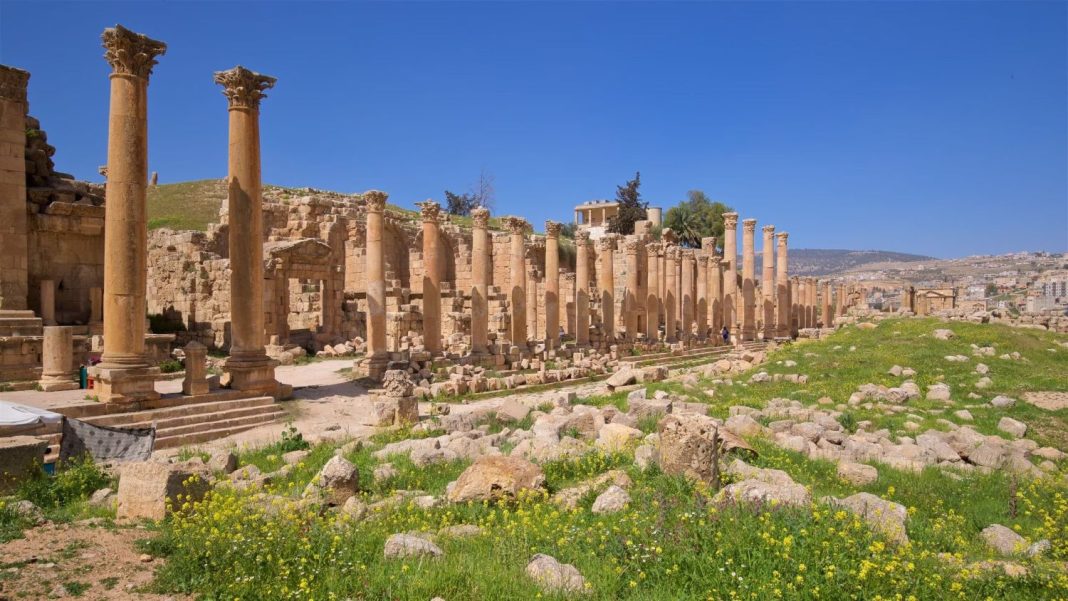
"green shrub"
158,359,183,374
16,456,112,510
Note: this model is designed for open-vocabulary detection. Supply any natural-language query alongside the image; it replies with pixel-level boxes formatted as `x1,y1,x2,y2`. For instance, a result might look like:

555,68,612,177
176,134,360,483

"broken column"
646,243,661,341
469,207,490,356
38,326,77,391
681,250,695,343
418,200,443,354
504,217,529,346
761,225,775,340
722,212,738,334
623,237,639,342
363,190,389,380
574,230,590,347
215,65,279,394
544,221,561,349
92,25,166,403
741,218,757,341
776,232,790,338
597,235,616,344
181,341,209,396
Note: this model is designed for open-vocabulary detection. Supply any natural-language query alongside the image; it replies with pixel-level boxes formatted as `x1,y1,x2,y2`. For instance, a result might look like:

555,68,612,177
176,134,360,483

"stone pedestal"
367,370,419,426
574,231,590,346
216,65,280,394
722,212,738,334
544,221,560,348
182,340,209,396
505,217,529,346
597,236,616,345
741,218,756,341
362,190,390,380
776,232,790,338
38,326,78,391
91,25,166,403
469,208,490,356
419,201,443,354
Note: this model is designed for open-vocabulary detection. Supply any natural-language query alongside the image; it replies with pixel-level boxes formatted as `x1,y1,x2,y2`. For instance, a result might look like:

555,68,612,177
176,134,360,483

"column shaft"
681,250,694,343
776,232,790,338
664,246,677,343
741,218,756,341
623,237,639,342
722,213,738,334
646,244,660,341
762,225,775,339
470,208,490,355
544,221,560,348
364,192,388,375
505,217,528,346
0,66,29,312
575,232,590,346
598,236,615,344
696,255,708,340
419,201,442,353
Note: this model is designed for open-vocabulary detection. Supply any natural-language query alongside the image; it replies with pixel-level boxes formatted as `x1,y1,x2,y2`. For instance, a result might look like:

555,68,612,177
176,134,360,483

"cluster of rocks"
24,115,105,208
936,307,1068,334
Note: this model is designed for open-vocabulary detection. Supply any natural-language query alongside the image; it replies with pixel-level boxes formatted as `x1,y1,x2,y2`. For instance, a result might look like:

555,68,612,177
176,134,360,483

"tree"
985,283,998,297
558,222,577,239
444,169,496,216
662,190,733,249
606,172,647,235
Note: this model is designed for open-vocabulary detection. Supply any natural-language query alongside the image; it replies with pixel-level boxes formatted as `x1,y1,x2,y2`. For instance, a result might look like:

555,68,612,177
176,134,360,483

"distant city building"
1036,276,1067,298
573,200,661,239
1026,296,1056,313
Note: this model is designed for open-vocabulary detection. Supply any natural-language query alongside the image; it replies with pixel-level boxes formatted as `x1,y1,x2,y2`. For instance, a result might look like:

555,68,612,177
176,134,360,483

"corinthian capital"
777,231,789,246
743,218,757,234
762,224,775,235
597,235,617,252
363,190,388,213
417,200,442,223
722,212,739,228
471,207,490,228
544,220,562,238
102,25,166,80
622,237,640,254
0,66,29,103
214,65,276,110
503,216,529,235
574,230,590,245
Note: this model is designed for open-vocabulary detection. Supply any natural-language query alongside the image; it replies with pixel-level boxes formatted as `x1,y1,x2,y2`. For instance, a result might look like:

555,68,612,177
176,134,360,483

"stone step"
83,396,277,428
117,403,284,433
154,408,288,440
153,411,288,449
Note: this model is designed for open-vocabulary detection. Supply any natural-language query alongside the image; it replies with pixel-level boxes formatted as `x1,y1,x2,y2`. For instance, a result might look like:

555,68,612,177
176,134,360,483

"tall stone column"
776,232,790,338
680,250,695,343
696,254,708,341
418,201,443,354
597,235,616,344
741,218,757,341
657,249,666,333
809,279,818,328
838,283,848,317
574,231,590,346
711,257,724,342
722,212,738,334
645,243,660,341
544,221,561,349
0,66,30,314
664,246,678,343
762,225,776,340
504,217,529,346
623,237,639,342
469,207,490,356
798,278,808,329
363,191,389,379
822,280,832,329
38,326,78,391
39,280,56,326
215,65,280,393
92,26,166,402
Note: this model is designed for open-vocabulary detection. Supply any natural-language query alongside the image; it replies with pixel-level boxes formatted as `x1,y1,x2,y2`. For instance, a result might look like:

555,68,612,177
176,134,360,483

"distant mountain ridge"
756,249,935,277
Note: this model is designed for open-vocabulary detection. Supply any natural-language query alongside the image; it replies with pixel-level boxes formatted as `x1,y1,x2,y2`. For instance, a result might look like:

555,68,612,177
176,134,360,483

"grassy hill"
146,179,228,231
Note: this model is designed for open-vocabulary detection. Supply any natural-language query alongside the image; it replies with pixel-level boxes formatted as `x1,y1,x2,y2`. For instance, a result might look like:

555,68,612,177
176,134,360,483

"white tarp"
0,401,64,429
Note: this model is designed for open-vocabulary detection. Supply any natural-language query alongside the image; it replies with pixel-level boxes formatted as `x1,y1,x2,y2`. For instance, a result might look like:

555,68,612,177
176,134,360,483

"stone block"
116,461,212,520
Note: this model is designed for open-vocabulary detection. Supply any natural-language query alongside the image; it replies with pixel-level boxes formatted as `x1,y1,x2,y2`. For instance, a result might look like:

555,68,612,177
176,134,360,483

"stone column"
622,237,640,342
0,66,30,313
39,280,56,326
657,248,667,333
809,279,818,329
215,65,280,393
544,221,561,349
710,257,724,342
597,235,616,344
574,231,590,346
838,284,848,317
182,341,209,396
761,225,776,339
799,278,808,329
418,201,443,354
38,326,78,391
822,280,832,329
92,26,166,403
363,190,389,379
470,207,490,356
696,254,708,341
776,232,790,338
741,218,757,341
504,217,529,346
663,246,677,343
680,250,695,343
645,243,660,341
722,212,738,334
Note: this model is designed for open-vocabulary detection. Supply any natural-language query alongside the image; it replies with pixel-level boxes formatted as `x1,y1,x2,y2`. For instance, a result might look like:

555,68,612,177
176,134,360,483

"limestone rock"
926,384,951,402
207,450,238,473
526,554,586,594
990,395,1016,408
591,485,630,514
933,329,954,340
658,413,751,482
383,533,443,559
827,492,909,545
447,456,545,503
605,366,637,389
595,423,643,452
117,461,212,520
303,456,360,506
837,462,878,486
997,417,1027,439
981,524,1027,556
496,398,531,423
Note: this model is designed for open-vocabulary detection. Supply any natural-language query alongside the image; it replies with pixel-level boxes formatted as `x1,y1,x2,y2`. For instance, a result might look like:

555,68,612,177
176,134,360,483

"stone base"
365,394,419,427
358,354,390,382
0,310,43,337
38,377,80,392
89,365,161,403
224,356,281,396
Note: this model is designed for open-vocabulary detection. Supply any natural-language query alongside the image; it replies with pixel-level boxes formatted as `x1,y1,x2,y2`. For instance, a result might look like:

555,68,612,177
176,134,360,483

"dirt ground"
0,519,189,601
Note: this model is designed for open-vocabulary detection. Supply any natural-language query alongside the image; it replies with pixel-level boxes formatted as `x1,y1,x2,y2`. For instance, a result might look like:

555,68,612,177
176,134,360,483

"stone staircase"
80,396,287,450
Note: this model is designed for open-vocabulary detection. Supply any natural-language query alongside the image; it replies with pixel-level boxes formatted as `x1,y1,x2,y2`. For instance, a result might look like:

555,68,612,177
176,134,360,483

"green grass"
146,179,229,231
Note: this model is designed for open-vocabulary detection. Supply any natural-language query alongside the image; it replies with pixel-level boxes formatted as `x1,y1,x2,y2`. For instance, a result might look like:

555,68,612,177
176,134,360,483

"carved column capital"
701,236,717,251
544,220,562,238
0,65,30,103
762,224,775,234
574,230,590,245
597,235,617,252
742,218,757,234
214,65,276,110
102,25,166,80
471,207,490,228
777,231,789,246
363,190,388,213
697,254,709,267
503,216,529,235
417,200,442,223
722,212,739,228
622,237,639,255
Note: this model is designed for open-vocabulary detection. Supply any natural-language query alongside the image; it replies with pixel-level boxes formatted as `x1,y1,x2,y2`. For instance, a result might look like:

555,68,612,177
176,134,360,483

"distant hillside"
756,249,935,277
147,179,228,231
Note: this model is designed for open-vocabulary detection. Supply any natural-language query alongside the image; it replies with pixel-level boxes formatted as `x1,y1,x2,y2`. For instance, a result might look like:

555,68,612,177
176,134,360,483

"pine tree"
607,171,647,235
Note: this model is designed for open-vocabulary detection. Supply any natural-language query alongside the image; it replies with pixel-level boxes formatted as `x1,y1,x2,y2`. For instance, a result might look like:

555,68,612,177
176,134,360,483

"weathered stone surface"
997,417,1027,439
595,422,643,452
721,460,811,508
591,485,630,514
117,461,211,520
658,414,751,482
447,455,545,503
553,470,632,510
207,450,238,473
496,398,531,423
303,456,360,506
383,533,443,559
981,524,1027,556
526,554,586,594
827,492,909,545
606,366,636,389
837,462,878,486
990,395,1016,408
926,383,951,402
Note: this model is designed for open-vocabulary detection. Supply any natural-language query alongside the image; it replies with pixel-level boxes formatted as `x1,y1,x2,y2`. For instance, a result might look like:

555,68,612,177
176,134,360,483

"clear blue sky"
2,1,1065,258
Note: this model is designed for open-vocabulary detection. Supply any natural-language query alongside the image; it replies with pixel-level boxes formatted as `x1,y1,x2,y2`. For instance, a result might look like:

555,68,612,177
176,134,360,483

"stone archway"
264,238,340,347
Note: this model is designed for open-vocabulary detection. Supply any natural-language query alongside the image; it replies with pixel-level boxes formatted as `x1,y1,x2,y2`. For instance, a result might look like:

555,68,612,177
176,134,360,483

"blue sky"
2,1,1065,258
